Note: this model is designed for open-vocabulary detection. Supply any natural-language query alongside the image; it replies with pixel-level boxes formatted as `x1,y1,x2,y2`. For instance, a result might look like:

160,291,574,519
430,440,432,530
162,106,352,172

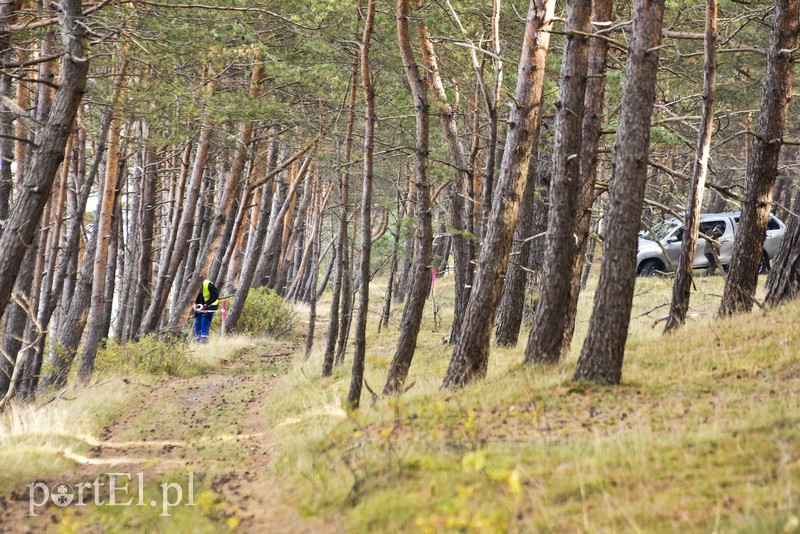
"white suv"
636,211,786,276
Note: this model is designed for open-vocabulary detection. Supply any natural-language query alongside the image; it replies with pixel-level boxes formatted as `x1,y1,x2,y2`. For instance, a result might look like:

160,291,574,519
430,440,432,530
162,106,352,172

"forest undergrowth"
270,274,799,532
1,274,798,532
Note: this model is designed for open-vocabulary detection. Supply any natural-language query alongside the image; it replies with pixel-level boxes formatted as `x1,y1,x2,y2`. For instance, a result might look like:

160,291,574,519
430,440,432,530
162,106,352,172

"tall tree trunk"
494,151,542,347
127,140,158,338
347,0,376,409
665,0,718,332
417,21,472,344
573,0,666,385
718,0,799,316
224,137,280,332
442,0,556,389
0,0,88,320
76,59,128,383
525,0,593,364
380,185,405,331
0,0,20,221
0,224,39,397
322,44,359,376
480,0,503,240
383,0,435,395
561,0,614,348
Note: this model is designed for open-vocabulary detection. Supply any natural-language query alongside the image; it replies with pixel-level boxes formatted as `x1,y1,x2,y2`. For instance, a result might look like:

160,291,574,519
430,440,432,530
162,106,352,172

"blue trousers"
194,312,213,342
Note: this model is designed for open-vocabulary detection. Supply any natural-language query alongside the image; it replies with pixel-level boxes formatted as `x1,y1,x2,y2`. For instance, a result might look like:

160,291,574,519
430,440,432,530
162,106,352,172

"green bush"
95,336,198,377
236,287,297,339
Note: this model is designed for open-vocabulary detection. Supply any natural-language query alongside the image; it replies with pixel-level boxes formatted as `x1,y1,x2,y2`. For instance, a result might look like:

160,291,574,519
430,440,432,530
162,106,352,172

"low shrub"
94,336,198,377
235,287,297,339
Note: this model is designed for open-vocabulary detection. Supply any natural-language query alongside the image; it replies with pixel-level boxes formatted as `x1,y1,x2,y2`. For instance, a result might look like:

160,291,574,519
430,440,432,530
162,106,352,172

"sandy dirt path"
0,343,337,533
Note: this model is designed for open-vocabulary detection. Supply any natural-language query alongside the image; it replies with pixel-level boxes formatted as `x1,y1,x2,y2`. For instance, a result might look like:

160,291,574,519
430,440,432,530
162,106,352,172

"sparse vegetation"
266,276,799,532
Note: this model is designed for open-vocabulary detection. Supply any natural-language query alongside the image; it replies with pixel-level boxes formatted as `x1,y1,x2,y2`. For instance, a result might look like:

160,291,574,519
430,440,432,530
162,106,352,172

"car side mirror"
667,237,678,243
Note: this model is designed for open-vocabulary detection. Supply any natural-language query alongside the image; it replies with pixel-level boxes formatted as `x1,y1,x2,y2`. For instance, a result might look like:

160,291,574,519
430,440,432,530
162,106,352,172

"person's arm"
208,282,220,304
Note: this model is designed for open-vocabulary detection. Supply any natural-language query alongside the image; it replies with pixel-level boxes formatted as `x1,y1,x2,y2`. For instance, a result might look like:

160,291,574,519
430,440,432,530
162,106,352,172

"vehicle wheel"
759,251,770,274
638,259,662,277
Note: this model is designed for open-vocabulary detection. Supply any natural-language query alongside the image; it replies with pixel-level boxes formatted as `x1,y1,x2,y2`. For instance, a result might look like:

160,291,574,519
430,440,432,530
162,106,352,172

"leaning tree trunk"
76,61,128,383
718,0,800,317
442,0,556,389
665,0,718,332
573,0,666,385
222,136,278,331
347,0,376,409
0,0,88,320
383,0,434,395
494,149,542,347
322,34,360,376
417,22,472,344
139,115,213,335
524,0,592,365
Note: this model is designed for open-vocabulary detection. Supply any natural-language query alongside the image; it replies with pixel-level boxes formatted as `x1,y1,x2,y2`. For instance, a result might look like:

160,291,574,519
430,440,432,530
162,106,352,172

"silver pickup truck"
636,211,786,276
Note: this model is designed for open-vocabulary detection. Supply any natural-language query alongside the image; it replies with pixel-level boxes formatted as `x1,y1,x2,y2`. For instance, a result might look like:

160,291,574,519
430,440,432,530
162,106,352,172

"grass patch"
0,379,140,494
267,274,800,532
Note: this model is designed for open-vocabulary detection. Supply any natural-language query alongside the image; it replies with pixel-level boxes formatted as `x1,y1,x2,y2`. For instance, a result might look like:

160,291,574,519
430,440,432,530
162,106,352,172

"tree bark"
347,0,376,409
718,0,799,316
383,0,435,394
442,0,556,389
76,59,128,383
766,187,800,304
224,136,280,332
665,0,718,332
573,0,666,385
494,151,542,347
524,0,592,364
0,0,88,320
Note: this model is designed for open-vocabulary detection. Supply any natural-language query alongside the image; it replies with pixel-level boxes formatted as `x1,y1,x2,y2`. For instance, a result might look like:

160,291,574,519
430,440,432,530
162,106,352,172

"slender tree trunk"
224,137,280,332
0,0,20,221
665,0,718,331
128,140,158,338
0,224,39,397
139,114,213,335
525,0,592,364
395,176,415,303
380,186,405,331
480,0,503,240
383,0,435,394
573,0,666,384
417,21,472,344
442,0,556,389
561,0,614,347
719,0,799,316
347,0,376,409
494,151,542,347
76,59,128,383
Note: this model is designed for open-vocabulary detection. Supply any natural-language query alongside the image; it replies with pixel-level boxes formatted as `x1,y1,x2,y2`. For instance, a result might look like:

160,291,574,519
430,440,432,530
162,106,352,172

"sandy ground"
0,344,338,533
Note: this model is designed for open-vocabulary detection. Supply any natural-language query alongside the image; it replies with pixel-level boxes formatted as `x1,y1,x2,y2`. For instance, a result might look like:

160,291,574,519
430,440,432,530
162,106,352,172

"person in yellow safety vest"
194,279,220,343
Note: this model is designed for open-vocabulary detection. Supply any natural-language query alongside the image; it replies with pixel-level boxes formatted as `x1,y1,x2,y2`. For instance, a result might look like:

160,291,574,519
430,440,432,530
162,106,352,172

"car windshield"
639,220,680,241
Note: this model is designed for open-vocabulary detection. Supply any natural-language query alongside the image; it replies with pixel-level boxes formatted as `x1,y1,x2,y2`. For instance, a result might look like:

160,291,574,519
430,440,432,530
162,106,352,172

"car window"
640,220,681,241
767,217,781,230
699,220,726,235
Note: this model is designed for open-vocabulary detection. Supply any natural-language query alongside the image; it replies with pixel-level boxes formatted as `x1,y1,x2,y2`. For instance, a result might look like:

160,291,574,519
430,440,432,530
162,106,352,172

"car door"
663,226,684,268
698,219,732,266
